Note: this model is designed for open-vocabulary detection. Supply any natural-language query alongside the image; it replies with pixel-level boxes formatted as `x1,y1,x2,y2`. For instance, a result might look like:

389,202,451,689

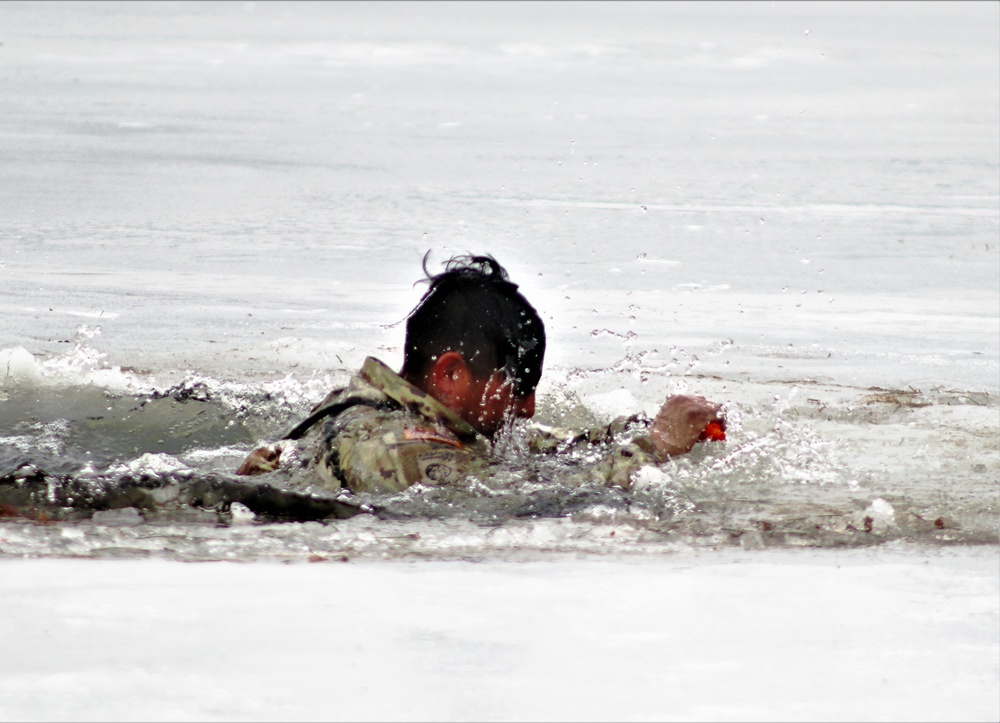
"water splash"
1,336,996,557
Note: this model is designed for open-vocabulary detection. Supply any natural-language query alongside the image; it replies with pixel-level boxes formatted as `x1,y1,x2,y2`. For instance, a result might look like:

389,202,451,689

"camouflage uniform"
296,357,667,494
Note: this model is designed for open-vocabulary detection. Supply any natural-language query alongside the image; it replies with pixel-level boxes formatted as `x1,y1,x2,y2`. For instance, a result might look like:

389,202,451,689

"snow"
1,548,996,722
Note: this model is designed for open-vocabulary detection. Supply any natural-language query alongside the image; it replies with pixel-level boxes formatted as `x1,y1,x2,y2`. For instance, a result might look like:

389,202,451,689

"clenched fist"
649,395,725,458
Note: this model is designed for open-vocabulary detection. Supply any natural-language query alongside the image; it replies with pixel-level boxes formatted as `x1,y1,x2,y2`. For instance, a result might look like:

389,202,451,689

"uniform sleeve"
526,414,667,490
314,408,666,494
581,435,666,490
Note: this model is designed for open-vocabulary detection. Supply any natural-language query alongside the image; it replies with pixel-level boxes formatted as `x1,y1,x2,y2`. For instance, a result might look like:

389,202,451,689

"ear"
427,351,474,410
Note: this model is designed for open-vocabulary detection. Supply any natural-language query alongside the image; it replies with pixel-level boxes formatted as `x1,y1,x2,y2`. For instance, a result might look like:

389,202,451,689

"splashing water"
2,330,996,560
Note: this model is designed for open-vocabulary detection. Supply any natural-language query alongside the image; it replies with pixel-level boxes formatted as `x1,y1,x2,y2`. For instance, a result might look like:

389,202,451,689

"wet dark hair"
401,253,546,398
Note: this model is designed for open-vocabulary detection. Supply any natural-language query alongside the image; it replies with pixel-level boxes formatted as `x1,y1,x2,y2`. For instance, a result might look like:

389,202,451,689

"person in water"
236,254,724,492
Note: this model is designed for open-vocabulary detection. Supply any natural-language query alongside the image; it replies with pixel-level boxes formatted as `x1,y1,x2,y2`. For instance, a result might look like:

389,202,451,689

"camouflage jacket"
300,357,667,494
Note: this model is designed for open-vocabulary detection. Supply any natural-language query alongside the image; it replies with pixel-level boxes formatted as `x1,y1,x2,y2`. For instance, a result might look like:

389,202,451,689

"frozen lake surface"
0,1,998,720
2,548,998,722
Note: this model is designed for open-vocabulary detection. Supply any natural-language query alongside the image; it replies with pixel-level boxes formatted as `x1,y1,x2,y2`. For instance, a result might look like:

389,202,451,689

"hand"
235,445,282,476
649,395,725,458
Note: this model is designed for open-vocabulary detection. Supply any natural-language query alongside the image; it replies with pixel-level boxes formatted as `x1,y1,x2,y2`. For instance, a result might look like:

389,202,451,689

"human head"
400,254,546,437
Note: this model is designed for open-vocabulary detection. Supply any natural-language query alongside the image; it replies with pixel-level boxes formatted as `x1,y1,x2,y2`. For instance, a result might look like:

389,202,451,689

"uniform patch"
403,426,464,449
424,463,454,483
414,449,474,486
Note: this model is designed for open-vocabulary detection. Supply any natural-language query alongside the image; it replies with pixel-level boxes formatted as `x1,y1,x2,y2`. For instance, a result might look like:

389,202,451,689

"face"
422,351,538,440
461,371,536,439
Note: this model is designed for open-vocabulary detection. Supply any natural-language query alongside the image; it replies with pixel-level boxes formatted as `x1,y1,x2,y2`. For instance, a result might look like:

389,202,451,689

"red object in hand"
701,421,726,442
